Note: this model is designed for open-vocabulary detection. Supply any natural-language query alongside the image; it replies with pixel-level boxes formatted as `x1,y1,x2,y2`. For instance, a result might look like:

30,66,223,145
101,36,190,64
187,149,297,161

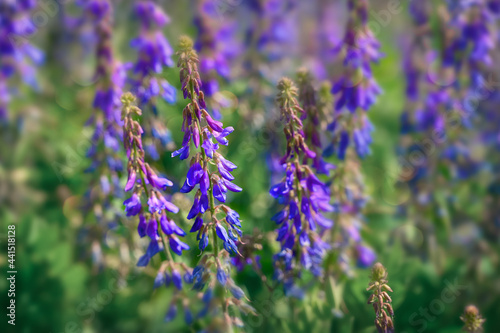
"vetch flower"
173,36,253,330
121,92,187,260
271,77,334,295
128,1,177,160
326,0,382,159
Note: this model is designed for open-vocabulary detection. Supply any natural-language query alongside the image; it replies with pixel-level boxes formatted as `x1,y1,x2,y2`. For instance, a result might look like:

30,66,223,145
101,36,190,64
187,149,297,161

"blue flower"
124,193,142,216
164,304,177,322
169,237,190,256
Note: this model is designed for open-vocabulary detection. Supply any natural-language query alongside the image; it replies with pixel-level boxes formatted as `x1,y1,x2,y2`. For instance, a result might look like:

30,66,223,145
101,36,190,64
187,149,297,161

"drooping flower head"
172,36,254,329
332,0,383,113
122,92,199,325
121,92,187,263
444,0,493,90
243,0,299,85
271,77,334,297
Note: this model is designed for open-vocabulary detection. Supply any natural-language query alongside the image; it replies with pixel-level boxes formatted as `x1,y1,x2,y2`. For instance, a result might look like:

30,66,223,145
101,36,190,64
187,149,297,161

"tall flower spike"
86,0,126,174
121,92,188,263
367,263,394,333
461,305,485,333
174,36,254,329
80,0,128,271
128,1,176,159
271,77,333,297
122,92,197,325
326,0,381,159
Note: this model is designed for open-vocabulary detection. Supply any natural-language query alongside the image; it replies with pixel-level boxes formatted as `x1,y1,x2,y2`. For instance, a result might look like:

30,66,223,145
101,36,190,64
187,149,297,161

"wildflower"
326,0,382,159
121,92,187,260
173,36,253,330
271,77,334,294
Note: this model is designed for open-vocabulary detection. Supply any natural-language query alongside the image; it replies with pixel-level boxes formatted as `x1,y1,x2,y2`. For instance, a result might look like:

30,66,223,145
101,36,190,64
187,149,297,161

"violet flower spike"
271,77,334,297
172,36,254,329
121,92,188,263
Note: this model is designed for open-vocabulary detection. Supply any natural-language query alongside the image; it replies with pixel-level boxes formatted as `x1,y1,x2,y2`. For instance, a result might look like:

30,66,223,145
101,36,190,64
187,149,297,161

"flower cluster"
173,36,253,330
129,1,176,159
396,1,490,260
121,93,201,321
174,36,242,254
271,77,333,296
367,263,394,333
333,0,382,113
444,1,493,90
297,68,334,174
327,148,374,274
122,92,189,264
326,0,381,159
0,0,44,121
85,0,126,175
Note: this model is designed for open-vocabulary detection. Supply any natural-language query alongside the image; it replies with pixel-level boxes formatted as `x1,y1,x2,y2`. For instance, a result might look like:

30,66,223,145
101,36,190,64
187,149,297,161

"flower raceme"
173,36,242,255
121,95,197,326
271,77,334,297
129,0,177,159
325,0,381,160
171,36,254,330
121,92,189,265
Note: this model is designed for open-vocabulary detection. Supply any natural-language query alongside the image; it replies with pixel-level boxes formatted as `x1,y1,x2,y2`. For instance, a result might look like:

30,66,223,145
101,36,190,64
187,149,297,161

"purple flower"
128,1,176,160
124,193,142,216
121,93,186,269
171,36,251,328
356,245,376,268
175,36,243,255
169,237,190,256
